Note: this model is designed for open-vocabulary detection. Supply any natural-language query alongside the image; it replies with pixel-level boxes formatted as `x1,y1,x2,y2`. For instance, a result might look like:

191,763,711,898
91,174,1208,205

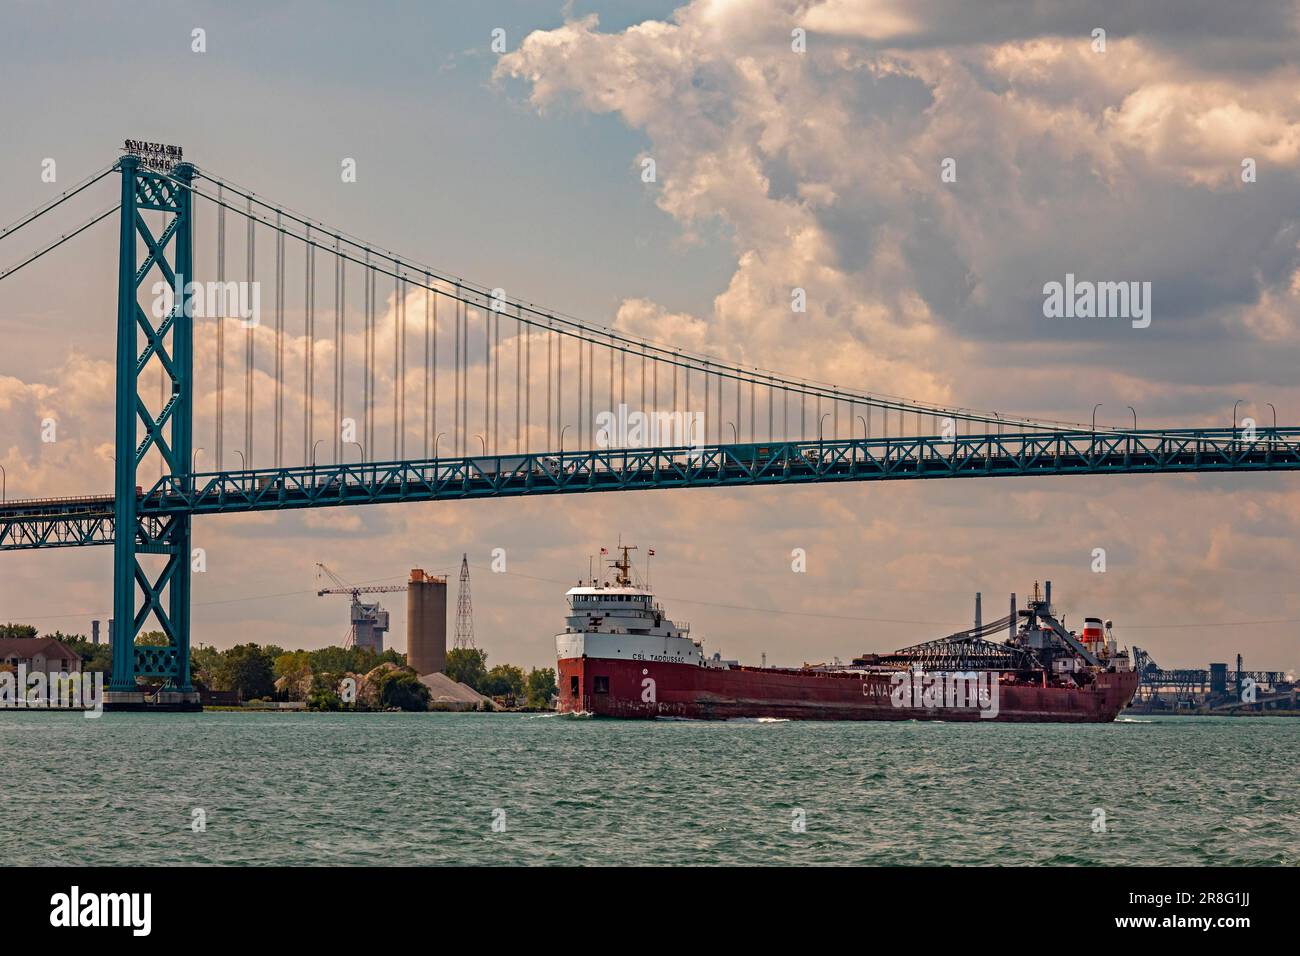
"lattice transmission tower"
454,553,476,650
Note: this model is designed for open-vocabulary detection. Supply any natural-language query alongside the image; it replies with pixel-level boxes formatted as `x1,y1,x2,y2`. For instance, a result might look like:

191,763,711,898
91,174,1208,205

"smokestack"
108,618,115,645
406,569,447,676
974,592,982,632
1009,593,1016,639
92,620,100,645
1044,580,1052,610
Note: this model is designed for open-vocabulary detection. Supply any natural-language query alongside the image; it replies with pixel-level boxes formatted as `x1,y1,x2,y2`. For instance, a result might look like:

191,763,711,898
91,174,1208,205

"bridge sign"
122,139,184,173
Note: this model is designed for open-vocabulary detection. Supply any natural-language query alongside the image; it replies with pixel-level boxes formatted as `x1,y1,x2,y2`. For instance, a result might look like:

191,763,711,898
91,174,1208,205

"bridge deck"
3,428,1298,552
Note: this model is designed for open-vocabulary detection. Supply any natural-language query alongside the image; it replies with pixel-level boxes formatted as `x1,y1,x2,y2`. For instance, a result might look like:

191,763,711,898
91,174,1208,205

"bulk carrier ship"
555,545,1139,722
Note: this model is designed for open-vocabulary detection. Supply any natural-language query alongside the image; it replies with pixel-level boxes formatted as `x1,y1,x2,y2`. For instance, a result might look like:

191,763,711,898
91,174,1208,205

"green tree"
376,669,431,711
305,672,343,711
0,623,37,640
445,647,489,691
136,630,170,646
213,644,276,700
526,667,557,709
484,663,526,698
306,644,404,677
190,644,224,690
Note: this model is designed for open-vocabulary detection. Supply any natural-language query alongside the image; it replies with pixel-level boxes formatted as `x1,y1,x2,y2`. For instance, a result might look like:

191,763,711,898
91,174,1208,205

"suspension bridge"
2,147,1298,705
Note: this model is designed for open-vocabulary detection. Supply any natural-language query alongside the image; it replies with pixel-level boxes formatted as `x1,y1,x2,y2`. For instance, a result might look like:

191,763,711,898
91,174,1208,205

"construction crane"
315,563,407,652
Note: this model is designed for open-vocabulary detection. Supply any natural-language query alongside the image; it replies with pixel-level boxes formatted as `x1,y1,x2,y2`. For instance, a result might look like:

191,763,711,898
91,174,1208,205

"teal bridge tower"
111,154,199,706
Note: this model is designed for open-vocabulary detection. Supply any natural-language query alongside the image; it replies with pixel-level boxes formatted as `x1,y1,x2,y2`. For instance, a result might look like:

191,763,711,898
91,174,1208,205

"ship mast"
609,542,638,587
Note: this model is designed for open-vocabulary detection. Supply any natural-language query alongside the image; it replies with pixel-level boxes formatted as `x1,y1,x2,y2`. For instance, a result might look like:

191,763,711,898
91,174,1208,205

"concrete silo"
406,569,448,675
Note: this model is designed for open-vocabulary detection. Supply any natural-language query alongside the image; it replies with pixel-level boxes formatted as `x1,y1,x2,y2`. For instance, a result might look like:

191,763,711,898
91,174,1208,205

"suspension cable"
168,167,1125,434
0,203,119,283
0,164,116,244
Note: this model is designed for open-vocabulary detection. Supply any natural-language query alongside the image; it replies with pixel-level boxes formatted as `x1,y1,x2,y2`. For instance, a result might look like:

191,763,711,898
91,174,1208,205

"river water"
3,711,1294,865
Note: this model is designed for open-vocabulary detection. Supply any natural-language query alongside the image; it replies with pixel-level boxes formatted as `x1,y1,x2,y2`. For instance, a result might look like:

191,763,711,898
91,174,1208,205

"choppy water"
3,711,1295,865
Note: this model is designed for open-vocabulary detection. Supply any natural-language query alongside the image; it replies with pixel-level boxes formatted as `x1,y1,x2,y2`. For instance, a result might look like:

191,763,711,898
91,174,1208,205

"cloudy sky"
2,0,1298,673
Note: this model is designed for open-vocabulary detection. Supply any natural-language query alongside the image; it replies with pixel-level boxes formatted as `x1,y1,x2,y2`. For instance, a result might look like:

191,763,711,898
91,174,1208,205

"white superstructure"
555,545,724,667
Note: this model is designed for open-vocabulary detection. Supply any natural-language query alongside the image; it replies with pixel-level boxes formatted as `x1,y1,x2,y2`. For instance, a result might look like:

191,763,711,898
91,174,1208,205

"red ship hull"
556,657,1140,722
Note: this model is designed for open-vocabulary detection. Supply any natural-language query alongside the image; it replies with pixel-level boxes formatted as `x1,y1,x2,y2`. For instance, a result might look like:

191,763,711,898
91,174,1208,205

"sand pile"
419,671,491,710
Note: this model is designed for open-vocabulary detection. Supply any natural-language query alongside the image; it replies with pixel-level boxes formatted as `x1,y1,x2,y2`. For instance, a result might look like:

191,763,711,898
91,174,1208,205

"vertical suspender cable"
523,307,530,450
275,210,285,467
338,240,345,461
425,278,432,459
546,323,552,451
395,267,402,459
672,358,678,417
484,304,491,453
577,326,584,448
305,224,314,464
461,296,469,455
515,312,522,453
556,326,563,446
453,287,462,457
246,195,255,468
685,365,691,424
362,251,371,456
332,235,341,462
216,185,225,469
493,304,500,455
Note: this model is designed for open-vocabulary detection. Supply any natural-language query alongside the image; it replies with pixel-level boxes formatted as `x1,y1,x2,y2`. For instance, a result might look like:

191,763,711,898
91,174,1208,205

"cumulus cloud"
496,0,1300,422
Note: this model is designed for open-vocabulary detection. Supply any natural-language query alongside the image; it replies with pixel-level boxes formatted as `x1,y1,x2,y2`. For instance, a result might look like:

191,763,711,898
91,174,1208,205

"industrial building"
1131,647,1296,713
